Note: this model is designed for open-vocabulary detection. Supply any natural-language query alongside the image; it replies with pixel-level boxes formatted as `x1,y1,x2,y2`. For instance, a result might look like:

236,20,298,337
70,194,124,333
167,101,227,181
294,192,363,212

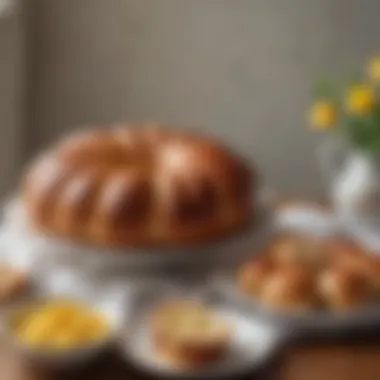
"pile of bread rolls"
237,235,380,312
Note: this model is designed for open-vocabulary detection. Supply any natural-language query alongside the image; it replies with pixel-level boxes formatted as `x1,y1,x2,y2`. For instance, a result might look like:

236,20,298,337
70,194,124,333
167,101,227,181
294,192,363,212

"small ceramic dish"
122,281,286,379
0,295,125,368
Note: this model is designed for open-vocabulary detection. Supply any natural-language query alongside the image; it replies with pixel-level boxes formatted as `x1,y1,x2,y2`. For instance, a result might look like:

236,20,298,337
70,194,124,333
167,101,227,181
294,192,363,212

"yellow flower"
368,55,380,82
345,84,376,116
308,100,337,131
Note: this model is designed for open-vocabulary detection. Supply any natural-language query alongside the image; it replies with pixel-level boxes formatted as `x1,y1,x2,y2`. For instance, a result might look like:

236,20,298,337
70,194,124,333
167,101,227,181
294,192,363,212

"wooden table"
2,338,380,380
280,344,380,380
4,199,380,379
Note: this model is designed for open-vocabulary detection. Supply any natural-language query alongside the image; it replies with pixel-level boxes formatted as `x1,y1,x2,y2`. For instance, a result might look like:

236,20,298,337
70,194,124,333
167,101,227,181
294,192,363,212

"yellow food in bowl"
11,299,109,351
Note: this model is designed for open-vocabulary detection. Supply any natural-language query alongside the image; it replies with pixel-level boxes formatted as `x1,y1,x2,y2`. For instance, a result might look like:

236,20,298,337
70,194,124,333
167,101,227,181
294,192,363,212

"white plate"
119,279,286,379
125,307,283,379
275,206,339,235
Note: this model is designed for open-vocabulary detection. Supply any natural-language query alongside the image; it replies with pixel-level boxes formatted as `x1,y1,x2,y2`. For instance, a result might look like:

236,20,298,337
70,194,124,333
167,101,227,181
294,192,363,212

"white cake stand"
0,196,273,278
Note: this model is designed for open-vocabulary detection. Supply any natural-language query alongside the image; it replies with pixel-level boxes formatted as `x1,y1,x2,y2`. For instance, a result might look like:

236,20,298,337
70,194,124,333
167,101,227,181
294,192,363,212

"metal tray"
213,274,380,332
210,210,380,332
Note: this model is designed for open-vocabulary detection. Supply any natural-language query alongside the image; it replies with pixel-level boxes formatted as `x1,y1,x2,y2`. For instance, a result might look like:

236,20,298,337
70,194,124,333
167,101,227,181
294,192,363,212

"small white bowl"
0,296,125,369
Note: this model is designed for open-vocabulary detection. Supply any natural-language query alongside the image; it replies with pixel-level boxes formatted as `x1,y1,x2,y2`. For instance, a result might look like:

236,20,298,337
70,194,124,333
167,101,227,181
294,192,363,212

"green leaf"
345,72,363,87
340,102,380,154
312,78,336,99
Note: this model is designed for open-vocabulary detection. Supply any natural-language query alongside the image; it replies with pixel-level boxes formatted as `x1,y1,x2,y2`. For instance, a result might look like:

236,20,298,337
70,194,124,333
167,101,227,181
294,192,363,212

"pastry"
260,264,318,312
269,235,330,269
0,264,28,302
22,124,255,248
328,239,380,295
237,258,274,296
149,300,231,368
318,265,374,310
238,233,380,313
328,238,366,268
359,256,380,294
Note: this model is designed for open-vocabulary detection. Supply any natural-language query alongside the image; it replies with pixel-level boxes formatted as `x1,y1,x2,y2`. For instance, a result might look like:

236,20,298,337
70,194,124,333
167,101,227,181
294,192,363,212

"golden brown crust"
22,124,255,248
149,300,231,368
318,265,375,310
268,235,331,269
260,264,318,312
0,265,29,303
237,234,379,313
237,258,275,297
340,254,380,295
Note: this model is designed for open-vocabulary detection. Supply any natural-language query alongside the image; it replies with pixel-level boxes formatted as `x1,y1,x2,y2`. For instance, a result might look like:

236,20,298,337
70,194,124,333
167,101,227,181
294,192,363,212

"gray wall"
0,2,24,195
26,0,380,197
